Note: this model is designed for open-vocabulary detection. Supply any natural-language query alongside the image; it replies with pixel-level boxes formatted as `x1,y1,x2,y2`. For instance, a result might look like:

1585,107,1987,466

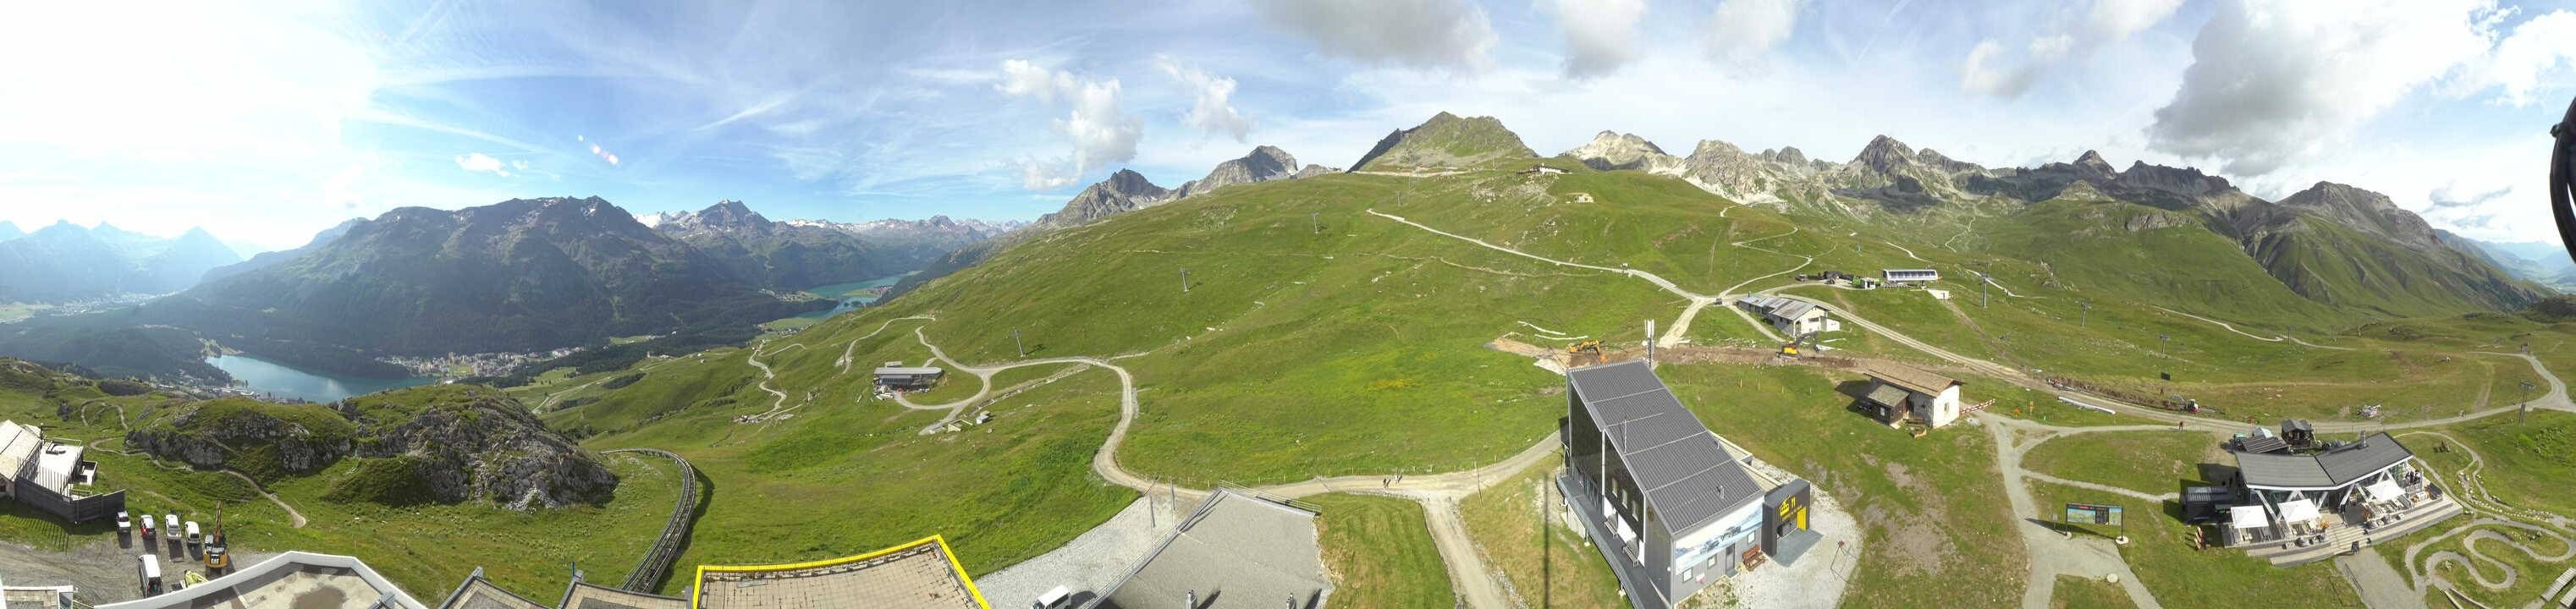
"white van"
1033,585,1075,609
163,514,180,540
184,521,201,546
138,554,163,596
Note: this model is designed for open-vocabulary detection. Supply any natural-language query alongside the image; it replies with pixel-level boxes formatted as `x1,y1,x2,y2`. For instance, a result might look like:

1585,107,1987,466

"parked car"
136,516,152,538
115,511,132,533
1033,586,1076,609
184,521,201,546
162,514,181,540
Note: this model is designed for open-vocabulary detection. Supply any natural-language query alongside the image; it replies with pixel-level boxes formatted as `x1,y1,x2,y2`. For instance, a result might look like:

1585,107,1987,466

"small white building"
1736,294,1841,336
1882,268,1940,284
1861,365,1965,429
1519,164,1567,176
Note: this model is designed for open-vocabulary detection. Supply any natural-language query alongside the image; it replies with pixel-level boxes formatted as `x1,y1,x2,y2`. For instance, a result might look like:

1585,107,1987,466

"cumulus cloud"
1547,0,1648,79
2453,10,2576,107
454,152,509,177
998,60,1142,190
1248,0,1496,70
2147,0,2500,175
1157,57,1252,141
999,59,1078,103
1704,0,1805,66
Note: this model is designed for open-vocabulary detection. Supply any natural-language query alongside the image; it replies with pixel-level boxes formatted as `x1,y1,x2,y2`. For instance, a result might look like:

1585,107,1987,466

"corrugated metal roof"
1865,364,1959,396
1771,300,1821,321
2234,433,2413,490
1567,360,1769,535
0,420,41,481
1863,383,1910,407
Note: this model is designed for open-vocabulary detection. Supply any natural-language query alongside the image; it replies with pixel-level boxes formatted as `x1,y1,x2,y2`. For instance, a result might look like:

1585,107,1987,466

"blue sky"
2,0,2572,252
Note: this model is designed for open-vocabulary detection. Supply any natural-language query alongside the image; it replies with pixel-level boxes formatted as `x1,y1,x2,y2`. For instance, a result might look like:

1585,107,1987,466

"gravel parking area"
0,532,272,606
1720,454,1861,609
974,495,1181,608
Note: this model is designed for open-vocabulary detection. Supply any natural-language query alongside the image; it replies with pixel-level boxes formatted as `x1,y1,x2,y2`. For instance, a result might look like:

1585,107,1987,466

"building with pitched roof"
1733,294,1840,337
96,551,426,609
1560,360,1816,608
1095,488,1330,609
2195,433,2463,565
1859,365,1964,429
0,420,122,524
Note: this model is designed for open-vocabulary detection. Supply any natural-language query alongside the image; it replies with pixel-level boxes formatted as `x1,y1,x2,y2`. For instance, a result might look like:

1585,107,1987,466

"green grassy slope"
1309,493,1455,607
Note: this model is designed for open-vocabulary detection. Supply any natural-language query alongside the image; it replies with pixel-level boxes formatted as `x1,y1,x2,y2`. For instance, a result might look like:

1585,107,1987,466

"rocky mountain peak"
1102,169,1167,198
688,200,770,228
1172,146,1307,200
1849,134,1919,174
1561,131,1676,172
2074,150,2113,173
1350,112,1536,171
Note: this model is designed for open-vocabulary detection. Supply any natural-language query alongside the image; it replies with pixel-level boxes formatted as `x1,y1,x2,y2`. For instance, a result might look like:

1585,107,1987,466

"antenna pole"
1014,330,1025,359
1181,268,1191,294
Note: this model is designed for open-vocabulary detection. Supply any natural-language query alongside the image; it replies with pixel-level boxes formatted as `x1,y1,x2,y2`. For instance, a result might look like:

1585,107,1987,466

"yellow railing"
689,535,989,609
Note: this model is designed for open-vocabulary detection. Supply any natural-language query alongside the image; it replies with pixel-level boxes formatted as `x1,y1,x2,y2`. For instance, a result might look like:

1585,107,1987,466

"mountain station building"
1560,360,1820,608
1880,269,1940,284
872,365,945,391
2193,433,2463,565
0,420,122,524
1734,294,1841,337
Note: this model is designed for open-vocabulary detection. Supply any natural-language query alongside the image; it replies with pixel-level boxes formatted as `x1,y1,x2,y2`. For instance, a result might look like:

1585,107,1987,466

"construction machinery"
1566,340,1605,366
202,507,230,571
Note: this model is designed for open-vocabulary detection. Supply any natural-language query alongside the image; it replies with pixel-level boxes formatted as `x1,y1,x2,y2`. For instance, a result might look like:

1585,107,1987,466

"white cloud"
2147,0,2501,175
1704,0,1806,66
1548,0,1649,79
2454,10,2576,107
999,59,1078,103
998,60,1142,189
1248,0,1497,71
1960,40,2039,96
1958,0,2180,98
454,152,511,177
2089,0,2185,40
1157,57,1253,141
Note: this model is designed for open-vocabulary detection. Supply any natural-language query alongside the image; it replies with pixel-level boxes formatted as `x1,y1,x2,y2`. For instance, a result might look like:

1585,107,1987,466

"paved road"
2335,546,2423,609
907,323,1529,607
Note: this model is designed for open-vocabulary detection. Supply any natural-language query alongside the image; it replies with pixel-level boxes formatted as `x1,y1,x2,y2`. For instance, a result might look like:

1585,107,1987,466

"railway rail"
606,447,701,593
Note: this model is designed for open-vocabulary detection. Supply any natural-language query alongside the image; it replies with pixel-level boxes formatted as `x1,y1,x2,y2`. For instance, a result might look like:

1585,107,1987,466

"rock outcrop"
1171,145,1308,200
125,387,616,509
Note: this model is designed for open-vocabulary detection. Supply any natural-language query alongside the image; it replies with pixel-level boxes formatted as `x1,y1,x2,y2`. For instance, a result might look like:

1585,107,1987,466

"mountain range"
1536,123,2546,316
1032,145,1335,230
0,222,243,303
641,200,1014,290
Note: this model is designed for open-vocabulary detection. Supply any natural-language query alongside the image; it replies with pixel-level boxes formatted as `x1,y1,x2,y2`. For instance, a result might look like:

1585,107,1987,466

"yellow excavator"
1566,340,1604,366
202,507,230,571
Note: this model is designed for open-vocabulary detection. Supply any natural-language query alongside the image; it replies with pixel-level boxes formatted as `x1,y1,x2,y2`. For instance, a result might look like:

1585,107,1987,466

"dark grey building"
1559,360,1817,609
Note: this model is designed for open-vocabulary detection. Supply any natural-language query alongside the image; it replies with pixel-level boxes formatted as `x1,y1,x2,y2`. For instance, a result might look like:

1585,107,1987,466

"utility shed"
1860,365,1965,429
